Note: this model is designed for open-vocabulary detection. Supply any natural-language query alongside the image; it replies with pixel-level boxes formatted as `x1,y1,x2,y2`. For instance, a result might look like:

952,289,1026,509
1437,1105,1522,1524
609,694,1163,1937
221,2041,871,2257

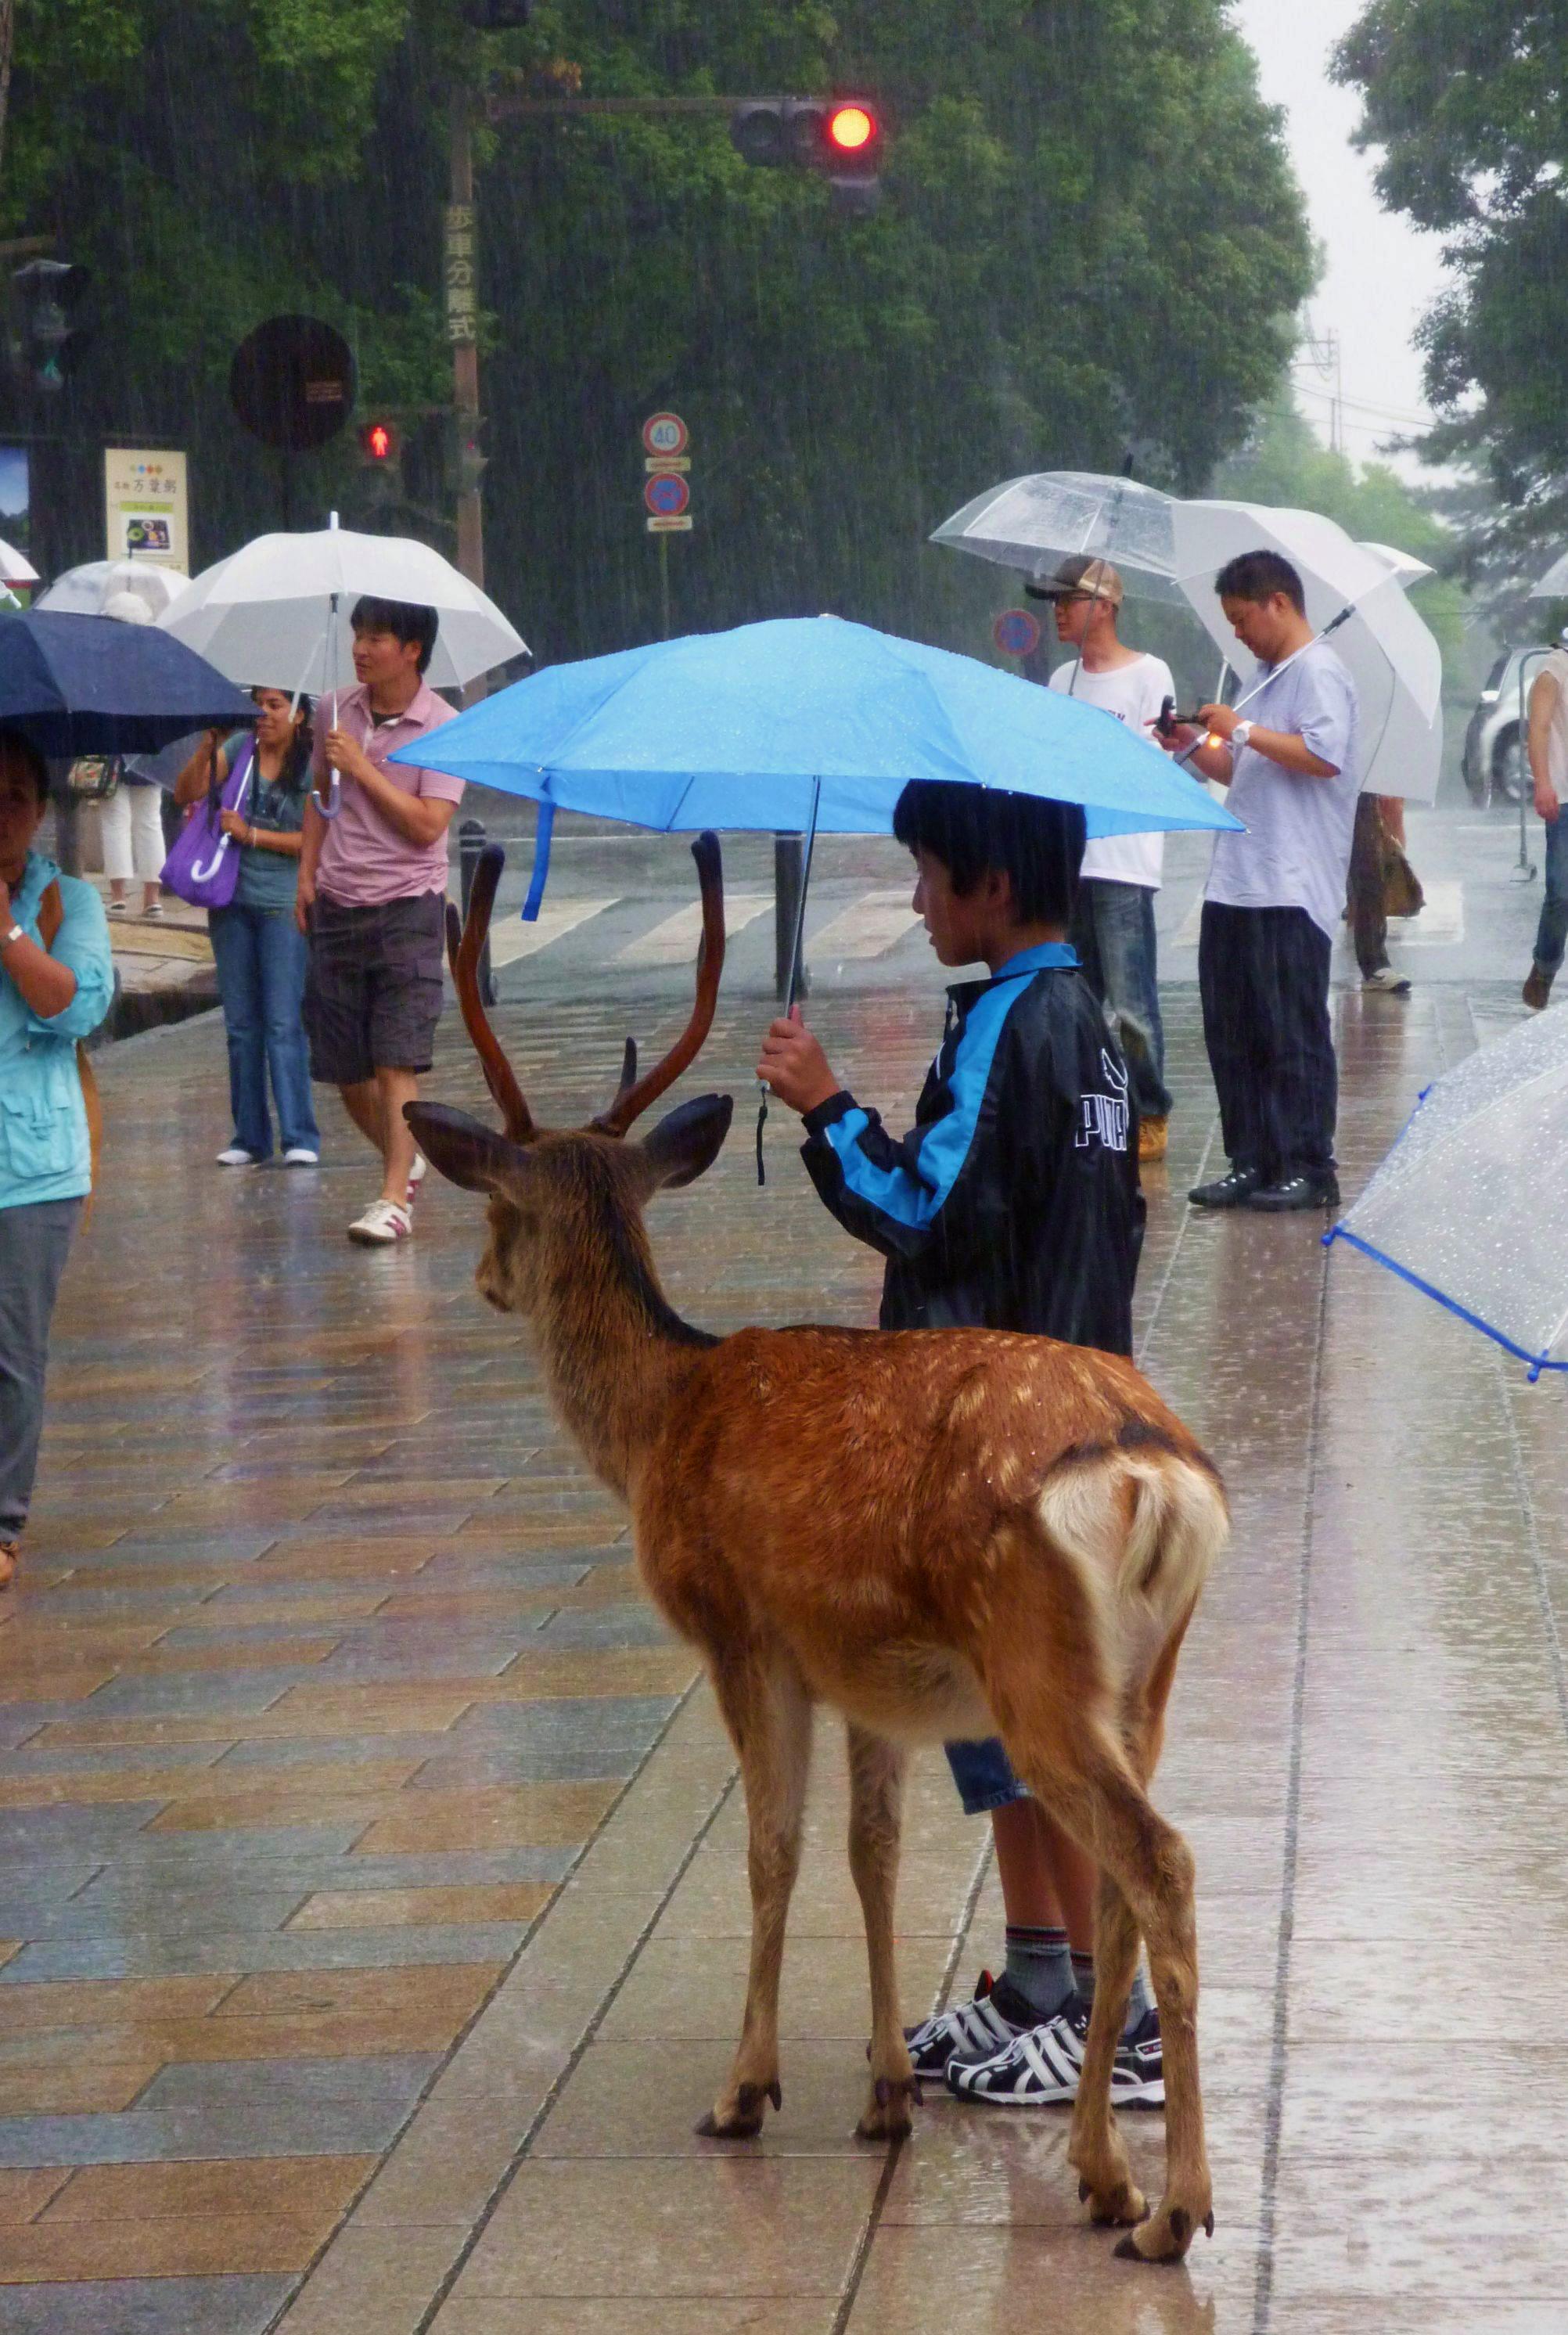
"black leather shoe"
1188,1167,1261,1209
1245,1172,1341,1212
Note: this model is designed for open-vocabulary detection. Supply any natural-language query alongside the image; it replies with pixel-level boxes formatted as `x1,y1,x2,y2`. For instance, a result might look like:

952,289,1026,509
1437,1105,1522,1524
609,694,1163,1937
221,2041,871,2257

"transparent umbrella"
930,472,1189,601
1530,551,1568,599
1327,1009,1568,1379
37,559,189,619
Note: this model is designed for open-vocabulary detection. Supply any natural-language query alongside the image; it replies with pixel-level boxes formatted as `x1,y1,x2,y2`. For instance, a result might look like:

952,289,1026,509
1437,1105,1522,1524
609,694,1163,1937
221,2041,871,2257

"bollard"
457,816,498,1006
774,833,812,1005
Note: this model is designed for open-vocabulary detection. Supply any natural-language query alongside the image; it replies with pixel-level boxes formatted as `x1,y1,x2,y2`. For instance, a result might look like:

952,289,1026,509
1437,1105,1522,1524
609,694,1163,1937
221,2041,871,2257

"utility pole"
448,83,484,596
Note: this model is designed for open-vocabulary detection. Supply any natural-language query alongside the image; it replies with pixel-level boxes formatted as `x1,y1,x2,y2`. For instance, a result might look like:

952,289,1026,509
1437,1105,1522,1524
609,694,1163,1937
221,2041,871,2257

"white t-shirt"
1203,642,1360,939
1048,653,1172,889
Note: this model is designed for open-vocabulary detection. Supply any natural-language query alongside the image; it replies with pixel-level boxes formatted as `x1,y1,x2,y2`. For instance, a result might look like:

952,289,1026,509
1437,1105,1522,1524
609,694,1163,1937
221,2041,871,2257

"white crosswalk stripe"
487,897,617,968
809,887,920,961
616,891,772,966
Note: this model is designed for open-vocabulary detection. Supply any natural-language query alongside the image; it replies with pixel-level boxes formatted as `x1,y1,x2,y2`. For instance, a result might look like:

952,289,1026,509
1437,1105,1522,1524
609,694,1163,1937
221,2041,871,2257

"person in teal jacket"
0,728,113,1586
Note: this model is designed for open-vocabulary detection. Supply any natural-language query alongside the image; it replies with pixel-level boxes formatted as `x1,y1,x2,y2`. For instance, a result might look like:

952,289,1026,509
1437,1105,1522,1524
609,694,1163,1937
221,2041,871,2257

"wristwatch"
1231,720,1253,750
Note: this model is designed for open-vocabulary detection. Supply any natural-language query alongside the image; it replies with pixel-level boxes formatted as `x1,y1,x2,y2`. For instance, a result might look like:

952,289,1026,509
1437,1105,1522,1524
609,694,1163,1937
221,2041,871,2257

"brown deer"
408,836,1228,2264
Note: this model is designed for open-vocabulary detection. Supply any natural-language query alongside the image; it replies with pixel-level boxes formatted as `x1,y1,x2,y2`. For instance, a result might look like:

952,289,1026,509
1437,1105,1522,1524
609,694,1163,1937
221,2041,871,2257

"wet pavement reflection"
0,971,1559,2333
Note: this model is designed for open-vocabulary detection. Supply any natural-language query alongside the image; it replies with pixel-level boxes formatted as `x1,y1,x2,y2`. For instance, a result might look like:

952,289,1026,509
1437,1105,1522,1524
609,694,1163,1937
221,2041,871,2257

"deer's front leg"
696,1650,812,2139
846,1723,917,2142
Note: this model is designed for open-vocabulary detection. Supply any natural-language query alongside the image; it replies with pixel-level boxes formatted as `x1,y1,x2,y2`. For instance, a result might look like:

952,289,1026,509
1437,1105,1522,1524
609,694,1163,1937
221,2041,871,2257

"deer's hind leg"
846,1723,915,2141
697,1641,813,2140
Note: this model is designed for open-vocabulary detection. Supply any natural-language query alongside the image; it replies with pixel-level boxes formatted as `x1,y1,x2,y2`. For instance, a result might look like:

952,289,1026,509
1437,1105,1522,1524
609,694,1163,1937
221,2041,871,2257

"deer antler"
449,844,536,1144
594,830,726,1137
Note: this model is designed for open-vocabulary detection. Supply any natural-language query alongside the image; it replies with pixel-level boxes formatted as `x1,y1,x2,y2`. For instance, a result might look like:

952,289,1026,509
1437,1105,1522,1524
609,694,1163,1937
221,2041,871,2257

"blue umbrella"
394,616,1241,1178
0,609,254,757
391,614,1240,844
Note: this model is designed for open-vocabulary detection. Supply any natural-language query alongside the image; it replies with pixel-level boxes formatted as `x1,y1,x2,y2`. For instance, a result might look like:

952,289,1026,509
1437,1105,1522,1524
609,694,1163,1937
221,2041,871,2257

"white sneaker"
216,1146,261,1168
347,1198,412,1246
1362,966,1411,995
406,1151,429,1207
282,1148,319,1167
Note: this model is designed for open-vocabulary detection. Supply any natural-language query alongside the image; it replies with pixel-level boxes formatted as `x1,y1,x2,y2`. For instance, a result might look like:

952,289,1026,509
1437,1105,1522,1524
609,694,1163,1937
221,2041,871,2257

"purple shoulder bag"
160,739,254,909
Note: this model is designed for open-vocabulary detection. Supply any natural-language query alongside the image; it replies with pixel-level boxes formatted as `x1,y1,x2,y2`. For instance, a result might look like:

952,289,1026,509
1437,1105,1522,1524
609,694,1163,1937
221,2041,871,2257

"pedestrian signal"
12,259,92,393
359,419,400,464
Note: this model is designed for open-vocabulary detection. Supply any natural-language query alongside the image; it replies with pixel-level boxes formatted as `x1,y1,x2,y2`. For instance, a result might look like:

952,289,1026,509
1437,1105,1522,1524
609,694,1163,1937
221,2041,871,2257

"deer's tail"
1035,1436,1228,1646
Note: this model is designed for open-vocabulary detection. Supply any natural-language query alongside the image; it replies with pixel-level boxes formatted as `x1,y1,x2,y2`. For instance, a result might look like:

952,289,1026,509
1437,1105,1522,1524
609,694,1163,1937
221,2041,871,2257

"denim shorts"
945,1734,1030,1815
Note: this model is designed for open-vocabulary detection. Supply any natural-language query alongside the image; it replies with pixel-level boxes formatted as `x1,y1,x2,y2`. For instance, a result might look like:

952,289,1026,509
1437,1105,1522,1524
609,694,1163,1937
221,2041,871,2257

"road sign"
993,608,1041,659
229,316,355,454
644,455,691,473
642,412,689,459
647,516,693,534
644,472,691,520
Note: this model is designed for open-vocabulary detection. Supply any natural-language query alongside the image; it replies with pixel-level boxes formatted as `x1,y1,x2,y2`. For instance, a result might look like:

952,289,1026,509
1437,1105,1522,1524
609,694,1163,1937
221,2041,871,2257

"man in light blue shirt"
1158,550,1359,1213
0,730,113,1585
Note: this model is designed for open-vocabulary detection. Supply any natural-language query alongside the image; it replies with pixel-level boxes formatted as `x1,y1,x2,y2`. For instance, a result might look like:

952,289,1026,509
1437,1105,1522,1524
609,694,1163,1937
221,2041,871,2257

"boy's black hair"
1214,549,1307,615
0,726,50,805
350,595,439,675
892,781,1085,926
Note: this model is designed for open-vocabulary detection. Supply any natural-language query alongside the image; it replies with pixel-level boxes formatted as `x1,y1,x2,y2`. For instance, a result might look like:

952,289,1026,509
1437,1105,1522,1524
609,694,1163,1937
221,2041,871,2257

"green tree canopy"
9,0,1312,660
1333,2,1568,596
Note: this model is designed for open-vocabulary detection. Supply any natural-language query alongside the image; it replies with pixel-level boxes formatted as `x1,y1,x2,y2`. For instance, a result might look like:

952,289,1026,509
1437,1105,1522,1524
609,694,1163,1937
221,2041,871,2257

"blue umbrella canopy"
0,610,254,757
390,616,1241,840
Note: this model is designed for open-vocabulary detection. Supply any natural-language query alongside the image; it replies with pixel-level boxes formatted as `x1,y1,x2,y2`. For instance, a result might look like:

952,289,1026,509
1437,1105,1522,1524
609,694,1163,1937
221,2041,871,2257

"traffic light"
358,418,401,466
729,97,885,213
13,258,92,392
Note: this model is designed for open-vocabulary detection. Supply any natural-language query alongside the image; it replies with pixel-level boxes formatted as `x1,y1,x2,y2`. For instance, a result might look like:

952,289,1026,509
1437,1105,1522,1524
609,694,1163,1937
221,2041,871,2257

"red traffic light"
826,103,875,153
359,419,399,462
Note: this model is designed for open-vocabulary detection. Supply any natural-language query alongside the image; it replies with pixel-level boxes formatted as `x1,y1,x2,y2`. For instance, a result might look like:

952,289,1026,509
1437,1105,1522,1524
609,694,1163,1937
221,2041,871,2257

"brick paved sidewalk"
2,978,1566,2333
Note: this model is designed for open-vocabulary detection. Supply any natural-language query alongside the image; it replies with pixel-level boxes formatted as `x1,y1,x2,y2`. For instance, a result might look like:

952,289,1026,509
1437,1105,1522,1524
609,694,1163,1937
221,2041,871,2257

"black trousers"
1198,901,1336,1183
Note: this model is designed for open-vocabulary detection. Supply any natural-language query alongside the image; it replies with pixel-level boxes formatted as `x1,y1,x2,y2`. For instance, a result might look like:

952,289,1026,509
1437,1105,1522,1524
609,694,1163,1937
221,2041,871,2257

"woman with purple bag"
171,689,321,1167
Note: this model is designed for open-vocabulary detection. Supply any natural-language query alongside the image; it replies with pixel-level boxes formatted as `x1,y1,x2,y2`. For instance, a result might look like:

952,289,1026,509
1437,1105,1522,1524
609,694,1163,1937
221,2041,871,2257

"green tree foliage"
8,0,1312,660
1333,2,1568,592
1214,395,1471,681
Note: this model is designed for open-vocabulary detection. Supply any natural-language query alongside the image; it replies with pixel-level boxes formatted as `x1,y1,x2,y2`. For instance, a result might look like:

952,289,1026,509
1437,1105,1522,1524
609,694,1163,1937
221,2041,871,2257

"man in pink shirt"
297,597,462,1245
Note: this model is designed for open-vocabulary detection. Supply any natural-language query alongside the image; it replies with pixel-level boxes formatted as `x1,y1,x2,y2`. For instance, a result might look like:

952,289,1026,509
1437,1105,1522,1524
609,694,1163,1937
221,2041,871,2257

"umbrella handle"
757,779,822,1189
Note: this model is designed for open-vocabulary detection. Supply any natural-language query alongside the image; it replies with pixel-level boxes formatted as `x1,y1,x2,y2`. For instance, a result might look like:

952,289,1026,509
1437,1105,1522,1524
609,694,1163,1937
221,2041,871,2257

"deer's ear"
405,1103,533,1194
639,1093,733,1191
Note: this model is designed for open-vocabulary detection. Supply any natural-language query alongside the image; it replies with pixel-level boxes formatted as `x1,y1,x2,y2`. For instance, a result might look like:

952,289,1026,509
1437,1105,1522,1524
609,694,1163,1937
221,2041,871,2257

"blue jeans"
1534,815,1568,975
209,905,319,1159
1070,879,1173,1121
946,1735,1029,1815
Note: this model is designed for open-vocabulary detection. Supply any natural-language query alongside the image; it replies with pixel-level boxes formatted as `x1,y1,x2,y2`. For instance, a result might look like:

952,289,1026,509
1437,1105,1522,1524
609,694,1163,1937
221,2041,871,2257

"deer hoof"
1112,2200,1203,2263
696,2079,778,2140
857,2074,919,2143
1084,2178,1146,2229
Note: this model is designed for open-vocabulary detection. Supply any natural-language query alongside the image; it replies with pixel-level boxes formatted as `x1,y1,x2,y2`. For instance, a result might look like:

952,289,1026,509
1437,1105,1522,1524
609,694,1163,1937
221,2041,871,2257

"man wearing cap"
1029,556,1174,1163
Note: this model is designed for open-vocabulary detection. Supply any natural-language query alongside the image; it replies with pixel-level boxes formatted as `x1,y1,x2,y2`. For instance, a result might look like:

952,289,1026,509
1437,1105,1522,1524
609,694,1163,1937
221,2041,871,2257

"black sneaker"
903,1970,1035,2079
1245,1172,1340,1212
1188,1166,1260,1209
1112,2003,1165,2108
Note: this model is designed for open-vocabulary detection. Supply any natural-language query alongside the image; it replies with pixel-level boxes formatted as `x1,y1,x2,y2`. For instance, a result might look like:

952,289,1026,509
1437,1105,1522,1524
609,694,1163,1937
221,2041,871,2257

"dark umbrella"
0,610,254,757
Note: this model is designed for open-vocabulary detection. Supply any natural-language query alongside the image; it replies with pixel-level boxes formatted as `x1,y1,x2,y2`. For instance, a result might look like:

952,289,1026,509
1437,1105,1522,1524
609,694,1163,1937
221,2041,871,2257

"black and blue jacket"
800,943,1142,1356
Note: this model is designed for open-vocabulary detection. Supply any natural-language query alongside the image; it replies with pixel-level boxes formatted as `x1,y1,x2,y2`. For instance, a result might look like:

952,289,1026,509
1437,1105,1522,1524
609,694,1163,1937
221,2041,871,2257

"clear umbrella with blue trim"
1327,1008,1568,1380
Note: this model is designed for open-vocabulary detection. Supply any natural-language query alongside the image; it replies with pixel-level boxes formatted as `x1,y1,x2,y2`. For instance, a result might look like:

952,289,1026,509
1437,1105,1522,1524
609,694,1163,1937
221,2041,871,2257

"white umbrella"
1360,540,1437,588
1171,500,1444,802
0,537,38,589
159,520,527,696
930,472,1189,602
1529,551,1568,599
1329,1008,1568,1379
37,558,188,619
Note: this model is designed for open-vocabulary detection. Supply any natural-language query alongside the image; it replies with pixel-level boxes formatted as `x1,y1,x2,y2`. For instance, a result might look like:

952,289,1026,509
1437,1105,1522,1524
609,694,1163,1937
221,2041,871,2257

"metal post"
774,833,811,1003
657,533,671,642
458,816,496,1005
